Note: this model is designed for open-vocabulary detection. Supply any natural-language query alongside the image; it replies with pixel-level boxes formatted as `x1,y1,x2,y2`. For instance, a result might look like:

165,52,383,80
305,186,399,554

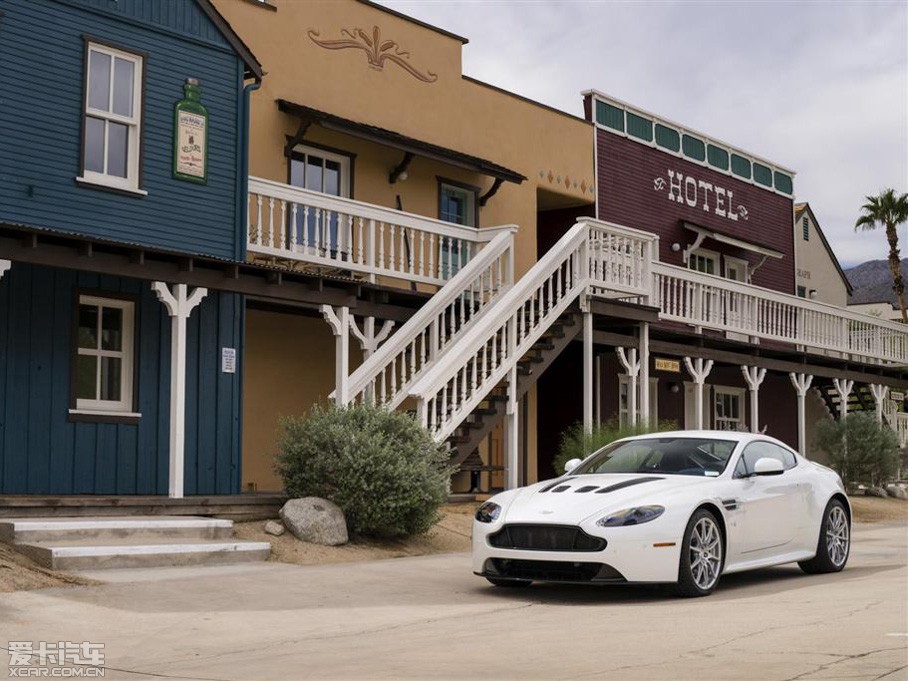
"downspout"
235,71,262,493
237,73,262,262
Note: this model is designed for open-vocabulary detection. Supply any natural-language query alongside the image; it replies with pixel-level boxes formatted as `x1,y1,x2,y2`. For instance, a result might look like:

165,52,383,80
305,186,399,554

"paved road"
0,522,906,680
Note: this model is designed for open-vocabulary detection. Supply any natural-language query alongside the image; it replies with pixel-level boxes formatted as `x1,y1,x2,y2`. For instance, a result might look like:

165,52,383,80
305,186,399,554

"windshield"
573,437,738,477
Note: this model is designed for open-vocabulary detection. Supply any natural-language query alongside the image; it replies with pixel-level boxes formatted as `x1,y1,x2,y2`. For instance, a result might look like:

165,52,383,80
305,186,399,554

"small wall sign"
173,78,209,184
891,391,905,402
221,347,236,374
654,357,681,373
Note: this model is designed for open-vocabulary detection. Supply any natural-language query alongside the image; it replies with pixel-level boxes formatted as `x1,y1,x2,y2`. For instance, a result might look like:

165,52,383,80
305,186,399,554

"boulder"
865,486,888,498
279,497,348,546
263,519,285,536
884,484,908,500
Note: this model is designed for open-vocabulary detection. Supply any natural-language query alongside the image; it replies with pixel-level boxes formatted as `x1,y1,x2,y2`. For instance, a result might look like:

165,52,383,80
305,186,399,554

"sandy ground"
0,542,96,594
850,494,908,522
233,503,475,566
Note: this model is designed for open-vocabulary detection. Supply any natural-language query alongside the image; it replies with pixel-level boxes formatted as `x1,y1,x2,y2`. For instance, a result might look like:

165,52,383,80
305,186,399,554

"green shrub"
815,413,899,487
553,417,677,475
275,404,454,538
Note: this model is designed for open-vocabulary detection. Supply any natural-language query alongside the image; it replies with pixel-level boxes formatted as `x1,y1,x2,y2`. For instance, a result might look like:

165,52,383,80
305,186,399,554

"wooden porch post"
321,305,350,407
832,378,854,420
349,316,395,361
505,315,519,490
639,322,650,425
616,347,641,426
788,373,813,455
869,384,889,424
684,357,714,430
583,309,594,433
741,366,767,433
152,282,208,499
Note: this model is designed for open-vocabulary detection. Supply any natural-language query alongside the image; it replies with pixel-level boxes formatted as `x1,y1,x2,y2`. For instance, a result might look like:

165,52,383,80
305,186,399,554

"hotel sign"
654,170,749,223
654,357,681,373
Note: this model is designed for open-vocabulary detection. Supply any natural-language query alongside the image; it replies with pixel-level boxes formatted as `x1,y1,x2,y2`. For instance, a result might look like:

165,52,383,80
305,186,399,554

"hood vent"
574,486,598,493
539,478,573,493
550,485,570,493
595,477,663,494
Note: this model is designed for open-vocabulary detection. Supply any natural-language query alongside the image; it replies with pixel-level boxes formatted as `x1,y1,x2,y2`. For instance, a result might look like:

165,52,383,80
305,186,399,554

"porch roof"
277,99,527,184
683,222,784,260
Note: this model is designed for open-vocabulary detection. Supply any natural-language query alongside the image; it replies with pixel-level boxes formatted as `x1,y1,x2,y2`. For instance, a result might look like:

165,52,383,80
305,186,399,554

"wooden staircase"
446,310,582,467
814,382,877,419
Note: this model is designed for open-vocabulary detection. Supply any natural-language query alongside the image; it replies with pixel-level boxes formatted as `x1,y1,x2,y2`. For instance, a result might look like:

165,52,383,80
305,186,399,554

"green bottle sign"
173,78,209,184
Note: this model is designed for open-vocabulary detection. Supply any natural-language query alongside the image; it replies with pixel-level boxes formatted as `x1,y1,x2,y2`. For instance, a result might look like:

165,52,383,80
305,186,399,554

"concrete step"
0,516,234,543
14,538,271,571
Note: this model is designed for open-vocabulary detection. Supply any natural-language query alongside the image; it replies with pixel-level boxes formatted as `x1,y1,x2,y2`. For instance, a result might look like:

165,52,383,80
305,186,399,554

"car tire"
671,508,724,598
486,578,532,588
799,498,850,574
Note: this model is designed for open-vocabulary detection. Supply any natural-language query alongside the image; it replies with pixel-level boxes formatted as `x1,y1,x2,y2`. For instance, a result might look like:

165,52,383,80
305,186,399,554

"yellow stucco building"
214,0,596,491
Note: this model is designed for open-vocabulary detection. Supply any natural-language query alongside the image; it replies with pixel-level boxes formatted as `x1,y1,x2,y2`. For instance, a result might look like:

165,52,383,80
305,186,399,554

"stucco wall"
794,209,849,307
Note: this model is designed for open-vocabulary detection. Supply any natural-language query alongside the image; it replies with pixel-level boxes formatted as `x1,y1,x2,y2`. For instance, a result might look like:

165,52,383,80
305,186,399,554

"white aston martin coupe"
473,431,850,597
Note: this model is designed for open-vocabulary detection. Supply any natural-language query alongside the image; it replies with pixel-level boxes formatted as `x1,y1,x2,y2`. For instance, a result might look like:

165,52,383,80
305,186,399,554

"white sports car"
473,431,850,597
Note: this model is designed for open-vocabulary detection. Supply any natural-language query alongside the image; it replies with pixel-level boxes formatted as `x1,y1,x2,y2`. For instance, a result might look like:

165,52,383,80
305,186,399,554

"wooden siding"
596,129,796,294
0,264,243,495
0,0,244,260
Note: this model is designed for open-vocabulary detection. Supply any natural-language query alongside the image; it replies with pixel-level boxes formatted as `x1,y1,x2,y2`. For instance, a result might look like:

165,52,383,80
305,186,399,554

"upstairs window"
80,42,144,193
439,181,477,227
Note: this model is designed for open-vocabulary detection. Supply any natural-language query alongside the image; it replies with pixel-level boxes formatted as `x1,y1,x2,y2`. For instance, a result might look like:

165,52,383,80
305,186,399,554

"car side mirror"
753,457,785,476
564,458,582,473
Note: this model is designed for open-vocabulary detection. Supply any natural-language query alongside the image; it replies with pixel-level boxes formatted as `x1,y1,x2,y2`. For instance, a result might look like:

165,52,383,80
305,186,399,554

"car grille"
487,559,625,583
488,524,606,552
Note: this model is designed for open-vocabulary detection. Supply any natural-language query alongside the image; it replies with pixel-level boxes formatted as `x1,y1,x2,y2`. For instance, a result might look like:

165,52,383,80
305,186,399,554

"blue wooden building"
0,0,262,496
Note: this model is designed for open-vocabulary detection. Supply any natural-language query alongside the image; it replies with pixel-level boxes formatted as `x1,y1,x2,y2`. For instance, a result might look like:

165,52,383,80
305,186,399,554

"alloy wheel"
689,517,722,590
826,505,849,567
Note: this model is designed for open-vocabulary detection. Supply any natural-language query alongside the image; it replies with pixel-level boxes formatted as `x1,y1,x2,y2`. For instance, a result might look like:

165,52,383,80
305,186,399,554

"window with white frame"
79,42,144,192
74,296,136,414
688,248,719,276
618,376,658,427
289,144,351,252
438,179,478,276
713,386,746,431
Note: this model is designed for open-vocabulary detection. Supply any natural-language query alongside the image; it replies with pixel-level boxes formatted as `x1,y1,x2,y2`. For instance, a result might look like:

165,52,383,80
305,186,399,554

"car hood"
501,473,714,525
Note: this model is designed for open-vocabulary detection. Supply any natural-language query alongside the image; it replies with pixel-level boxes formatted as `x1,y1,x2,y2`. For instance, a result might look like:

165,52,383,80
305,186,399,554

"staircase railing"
342,229,516,410
410,219,658,441
247,177,512,286
653,263,908,364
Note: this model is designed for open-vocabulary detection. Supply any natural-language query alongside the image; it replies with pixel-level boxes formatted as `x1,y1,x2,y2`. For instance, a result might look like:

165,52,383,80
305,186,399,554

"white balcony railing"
653,263,908,364
247,177,513,286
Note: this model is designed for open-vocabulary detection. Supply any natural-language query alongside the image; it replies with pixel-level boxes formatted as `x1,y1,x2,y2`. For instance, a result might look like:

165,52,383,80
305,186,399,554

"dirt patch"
0,543,97,594
234,503,475,566
850,495,908,523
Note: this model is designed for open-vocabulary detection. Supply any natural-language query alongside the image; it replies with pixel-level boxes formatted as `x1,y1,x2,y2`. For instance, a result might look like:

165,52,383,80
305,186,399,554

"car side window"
737,441,797,477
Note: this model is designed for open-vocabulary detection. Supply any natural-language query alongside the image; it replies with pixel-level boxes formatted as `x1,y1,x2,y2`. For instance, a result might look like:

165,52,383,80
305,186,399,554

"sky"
378,0,908,268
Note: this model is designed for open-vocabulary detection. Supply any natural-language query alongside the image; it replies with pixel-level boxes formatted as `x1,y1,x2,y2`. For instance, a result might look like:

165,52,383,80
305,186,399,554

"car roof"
618,430,767,444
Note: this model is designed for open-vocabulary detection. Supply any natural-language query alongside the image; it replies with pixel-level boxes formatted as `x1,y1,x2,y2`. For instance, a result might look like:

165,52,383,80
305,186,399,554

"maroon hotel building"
534,90,907,479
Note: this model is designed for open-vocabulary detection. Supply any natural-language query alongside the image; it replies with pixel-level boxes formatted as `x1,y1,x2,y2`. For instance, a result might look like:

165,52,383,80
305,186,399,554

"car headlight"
475,501,502,523
597,505,665,527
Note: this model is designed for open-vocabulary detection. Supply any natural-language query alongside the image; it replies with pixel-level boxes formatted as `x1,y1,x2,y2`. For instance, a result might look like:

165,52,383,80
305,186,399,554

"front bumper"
472,520,683,584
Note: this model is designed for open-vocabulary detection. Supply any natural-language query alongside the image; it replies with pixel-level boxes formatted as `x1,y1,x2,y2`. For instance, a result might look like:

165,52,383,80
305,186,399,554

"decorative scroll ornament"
308,26,438,83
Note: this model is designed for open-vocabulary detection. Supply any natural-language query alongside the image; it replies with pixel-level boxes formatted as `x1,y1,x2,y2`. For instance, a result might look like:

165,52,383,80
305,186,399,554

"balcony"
247,177,513,287
245,178,907,367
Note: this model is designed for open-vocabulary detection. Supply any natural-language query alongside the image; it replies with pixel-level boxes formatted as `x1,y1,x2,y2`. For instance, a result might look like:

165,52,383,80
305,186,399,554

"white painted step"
15,538,271,570
0,516,234,543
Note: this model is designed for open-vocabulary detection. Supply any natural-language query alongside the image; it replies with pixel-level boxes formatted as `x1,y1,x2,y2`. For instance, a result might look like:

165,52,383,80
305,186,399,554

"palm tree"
855,188,908,322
